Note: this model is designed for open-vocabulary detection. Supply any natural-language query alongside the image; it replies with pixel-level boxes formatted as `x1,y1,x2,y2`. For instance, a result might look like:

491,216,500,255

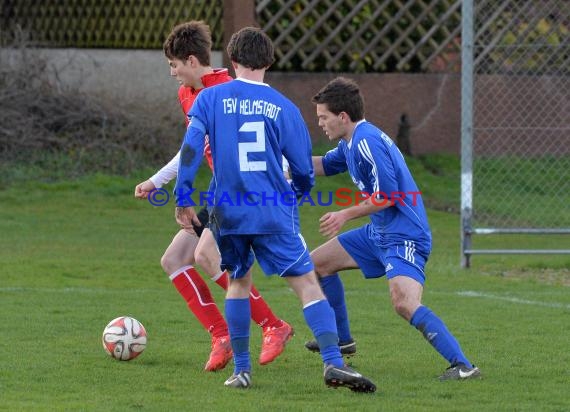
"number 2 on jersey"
238,121,267,171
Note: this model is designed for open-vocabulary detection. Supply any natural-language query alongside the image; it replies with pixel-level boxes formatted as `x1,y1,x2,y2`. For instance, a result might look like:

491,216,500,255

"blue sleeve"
174,117,206,207
281,108,314,195
322,145,347,176
357,136,398,196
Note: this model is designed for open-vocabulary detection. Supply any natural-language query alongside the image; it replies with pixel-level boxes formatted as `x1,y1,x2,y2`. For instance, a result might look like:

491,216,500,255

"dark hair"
163,21,212,65
311,77,364,121
226,27,275,70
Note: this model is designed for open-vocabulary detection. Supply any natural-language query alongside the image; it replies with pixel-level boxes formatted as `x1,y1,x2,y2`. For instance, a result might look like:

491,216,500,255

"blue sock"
320,274,352,343
303,300,343,367
410,306,473,368
225,298,251,374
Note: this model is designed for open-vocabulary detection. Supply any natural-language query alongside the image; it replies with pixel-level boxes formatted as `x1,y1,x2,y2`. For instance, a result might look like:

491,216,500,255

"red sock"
213,271,229,289
170,266,228,338
249,285,282,329
213,271,281,329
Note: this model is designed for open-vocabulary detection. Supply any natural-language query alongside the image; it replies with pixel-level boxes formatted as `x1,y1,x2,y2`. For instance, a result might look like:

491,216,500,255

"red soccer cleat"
259,320,294,365
204,335,233,372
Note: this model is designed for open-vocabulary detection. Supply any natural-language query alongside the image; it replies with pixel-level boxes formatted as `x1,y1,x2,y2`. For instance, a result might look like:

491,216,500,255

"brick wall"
8,48,564,156
267,72,461,155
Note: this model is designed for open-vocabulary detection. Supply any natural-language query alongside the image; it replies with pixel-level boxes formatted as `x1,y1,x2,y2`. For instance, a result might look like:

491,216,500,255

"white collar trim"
235,77,269,87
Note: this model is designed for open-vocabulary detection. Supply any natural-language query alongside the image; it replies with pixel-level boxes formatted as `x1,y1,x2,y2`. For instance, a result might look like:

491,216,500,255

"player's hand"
175,206,201,234
134,180,156,199
319,211,347,238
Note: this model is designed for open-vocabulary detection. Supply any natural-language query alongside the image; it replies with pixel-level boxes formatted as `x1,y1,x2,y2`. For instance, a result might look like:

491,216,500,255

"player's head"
312,77,365,141
163,21,212,88
164,21,212,64
226,27,275,70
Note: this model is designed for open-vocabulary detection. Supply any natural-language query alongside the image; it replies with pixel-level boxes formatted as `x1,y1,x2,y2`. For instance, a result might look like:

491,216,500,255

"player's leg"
162,229,230,371
161,229,199,274
310,236,359,352
289,274,374,392
193,223,222,277
196,226,293,365
254,234,376,392
224,269,253,387
308,225,383,355
216,234,255,388
196,227,283,327
286,272,346,367
386,249,480,380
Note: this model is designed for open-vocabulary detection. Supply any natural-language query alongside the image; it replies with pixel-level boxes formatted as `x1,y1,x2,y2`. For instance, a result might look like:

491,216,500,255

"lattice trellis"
256,0,463,72
0,0,224,49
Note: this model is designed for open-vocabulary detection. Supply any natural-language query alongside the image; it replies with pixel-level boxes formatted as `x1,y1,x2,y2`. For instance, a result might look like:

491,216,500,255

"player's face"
168,56,201,88
316,104,347,141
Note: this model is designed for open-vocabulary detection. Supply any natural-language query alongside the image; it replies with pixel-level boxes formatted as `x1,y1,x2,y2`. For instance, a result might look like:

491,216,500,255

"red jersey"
178,68,233,171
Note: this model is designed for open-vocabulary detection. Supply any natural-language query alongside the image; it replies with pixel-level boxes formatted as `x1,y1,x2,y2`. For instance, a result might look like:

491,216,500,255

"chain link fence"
461,0,570,267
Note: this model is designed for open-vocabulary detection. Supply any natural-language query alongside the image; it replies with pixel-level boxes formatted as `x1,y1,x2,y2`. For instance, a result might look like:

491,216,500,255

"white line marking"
457,290,570,309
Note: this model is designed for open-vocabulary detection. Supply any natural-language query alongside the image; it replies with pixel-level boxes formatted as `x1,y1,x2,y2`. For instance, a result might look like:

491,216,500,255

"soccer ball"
102,316,147,361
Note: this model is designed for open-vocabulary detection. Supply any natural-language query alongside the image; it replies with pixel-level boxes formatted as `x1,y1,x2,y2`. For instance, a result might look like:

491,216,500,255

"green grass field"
1,162,569,411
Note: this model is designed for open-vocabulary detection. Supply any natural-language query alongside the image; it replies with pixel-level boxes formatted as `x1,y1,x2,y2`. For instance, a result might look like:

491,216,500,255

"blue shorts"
337,224,428,285
215,233,314,279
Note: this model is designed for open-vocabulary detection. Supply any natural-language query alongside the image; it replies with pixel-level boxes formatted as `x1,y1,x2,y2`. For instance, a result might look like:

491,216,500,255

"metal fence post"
461,0,474,268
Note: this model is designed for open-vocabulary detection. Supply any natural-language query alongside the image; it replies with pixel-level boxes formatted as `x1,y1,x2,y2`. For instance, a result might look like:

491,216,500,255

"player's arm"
312,156,325,176
134,151,180,199
281,110,315,195
319,146,347,177
319,197,393,238
319,138,394,238
174,118,206,232
149,151,180,188
282,157,292,181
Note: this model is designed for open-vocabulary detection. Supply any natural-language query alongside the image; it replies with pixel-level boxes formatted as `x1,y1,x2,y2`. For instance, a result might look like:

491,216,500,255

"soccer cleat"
439,363,481,381
259,320,294,365
304,339,356,356
204,335,233,372
224,371,252,389
324,364,376,393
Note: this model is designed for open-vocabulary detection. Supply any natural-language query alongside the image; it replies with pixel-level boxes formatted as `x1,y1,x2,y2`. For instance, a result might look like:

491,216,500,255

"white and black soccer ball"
102,316,147,361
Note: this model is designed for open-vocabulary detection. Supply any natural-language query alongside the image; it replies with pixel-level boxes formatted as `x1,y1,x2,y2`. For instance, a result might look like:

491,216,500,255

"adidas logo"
427,332,438,341
386,263,394,271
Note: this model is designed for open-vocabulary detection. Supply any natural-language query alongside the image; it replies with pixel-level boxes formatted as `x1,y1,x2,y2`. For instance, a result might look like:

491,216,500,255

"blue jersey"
175,78,314,235
322,121,432,254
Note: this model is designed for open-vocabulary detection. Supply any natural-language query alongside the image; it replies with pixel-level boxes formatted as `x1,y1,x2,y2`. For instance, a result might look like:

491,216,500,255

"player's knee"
194,249,209,270
392,301,408,320
159,253,171,274
311,259,328,277
194,248,218,277
390,294,415,321
160,251,180,275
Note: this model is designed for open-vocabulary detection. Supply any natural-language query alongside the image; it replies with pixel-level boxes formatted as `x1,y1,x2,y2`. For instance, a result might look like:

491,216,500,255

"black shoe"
304,339,356,356
324,364,376,393
439,363,481,381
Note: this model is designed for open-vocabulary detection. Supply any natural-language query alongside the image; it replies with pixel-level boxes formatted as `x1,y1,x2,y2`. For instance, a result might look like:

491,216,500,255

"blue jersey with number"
322,121,432,254
175,78,314,235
